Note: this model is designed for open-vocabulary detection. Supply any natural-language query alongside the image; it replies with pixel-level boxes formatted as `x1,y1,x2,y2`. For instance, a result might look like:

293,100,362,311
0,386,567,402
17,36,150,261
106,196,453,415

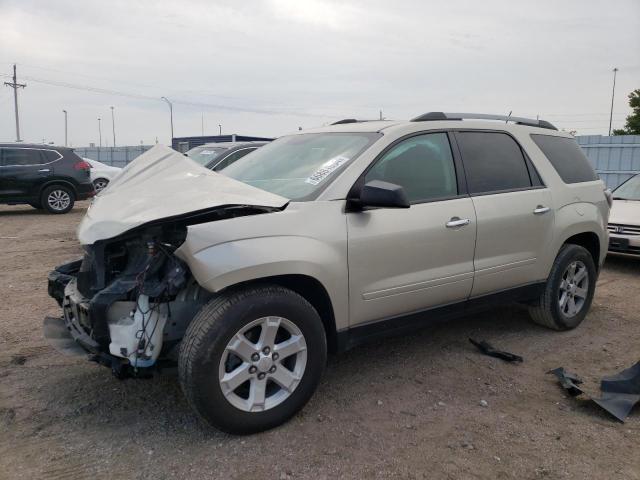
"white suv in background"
84,158,122,193
46,112,610,434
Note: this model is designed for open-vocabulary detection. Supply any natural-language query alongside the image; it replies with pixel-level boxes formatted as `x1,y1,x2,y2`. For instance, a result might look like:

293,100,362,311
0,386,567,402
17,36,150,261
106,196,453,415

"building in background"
171,134,273,153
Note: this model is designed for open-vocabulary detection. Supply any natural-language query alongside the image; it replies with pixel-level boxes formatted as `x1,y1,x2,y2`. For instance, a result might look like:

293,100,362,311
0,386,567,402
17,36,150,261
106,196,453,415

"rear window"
530,134,598,184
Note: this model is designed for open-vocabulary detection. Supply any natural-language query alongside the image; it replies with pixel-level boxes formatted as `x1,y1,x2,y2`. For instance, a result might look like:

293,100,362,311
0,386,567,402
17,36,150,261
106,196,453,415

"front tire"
179,285,327,434
41,185,75,214
528,244,597,330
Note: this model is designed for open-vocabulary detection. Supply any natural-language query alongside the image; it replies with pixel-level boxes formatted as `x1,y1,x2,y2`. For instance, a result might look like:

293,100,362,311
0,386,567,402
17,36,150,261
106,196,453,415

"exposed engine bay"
45,205,280,378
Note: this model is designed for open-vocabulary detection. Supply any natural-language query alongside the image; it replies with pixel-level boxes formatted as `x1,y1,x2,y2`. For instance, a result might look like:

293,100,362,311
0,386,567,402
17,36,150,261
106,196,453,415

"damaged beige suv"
45,112,610,433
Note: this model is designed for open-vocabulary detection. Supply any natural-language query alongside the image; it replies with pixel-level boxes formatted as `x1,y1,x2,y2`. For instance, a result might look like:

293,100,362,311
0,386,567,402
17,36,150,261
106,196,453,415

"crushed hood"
77,145,288,244
609,199,640,226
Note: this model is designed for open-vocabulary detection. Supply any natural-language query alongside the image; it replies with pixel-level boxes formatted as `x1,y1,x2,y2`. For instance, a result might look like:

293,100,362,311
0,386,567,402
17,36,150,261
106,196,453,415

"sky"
0,0,638,146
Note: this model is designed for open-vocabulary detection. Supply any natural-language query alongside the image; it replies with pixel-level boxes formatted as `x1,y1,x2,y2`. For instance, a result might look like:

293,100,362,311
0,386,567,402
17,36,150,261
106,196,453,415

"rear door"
0,148,52,200
453,131,554,297
347,132,477,326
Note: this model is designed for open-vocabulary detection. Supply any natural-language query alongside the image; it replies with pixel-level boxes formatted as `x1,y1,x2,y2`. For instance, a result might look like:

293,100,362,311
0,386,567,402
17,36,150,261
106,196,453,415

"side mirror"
359,180,410,209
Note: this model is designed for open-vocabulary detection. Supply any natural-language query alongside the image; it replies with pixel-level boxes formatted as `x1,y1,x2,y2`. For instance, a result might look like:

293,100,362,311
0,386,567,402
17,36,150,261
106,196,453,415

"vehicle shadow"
28,304,539,441
603,253,640,274
0,203,88,216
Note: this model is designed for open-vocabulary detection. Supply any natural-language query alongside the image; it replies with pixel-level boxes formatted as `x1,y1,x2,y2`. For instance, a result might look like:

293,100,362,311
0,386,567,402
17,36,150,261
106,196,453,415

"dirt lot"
0,202,639,480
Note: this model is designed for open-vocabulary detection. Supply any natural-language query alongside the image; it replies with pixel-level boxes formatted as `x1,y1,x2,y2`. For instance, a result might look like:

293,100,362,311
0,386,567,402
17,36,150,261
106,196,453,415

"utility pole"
218,124,222,136
98,117,102,147
161,97,174,142
4,64,26,142
110,106,116,147
608,67,619,136
63,110,68,146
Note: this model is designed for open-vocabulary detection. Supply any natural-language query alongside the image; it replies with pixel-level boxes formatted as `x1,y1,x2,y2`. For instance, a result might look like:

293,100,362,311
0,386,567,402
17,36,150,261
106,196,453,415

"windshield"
186,146,228,166
222,133,380,200
613,174,640,201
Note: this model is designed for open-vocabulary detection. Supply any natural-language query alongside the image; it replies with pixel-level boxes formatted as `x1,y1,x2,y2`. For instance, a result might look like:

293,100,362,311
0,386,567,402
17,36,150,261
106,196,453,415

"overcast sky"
0,0,638,146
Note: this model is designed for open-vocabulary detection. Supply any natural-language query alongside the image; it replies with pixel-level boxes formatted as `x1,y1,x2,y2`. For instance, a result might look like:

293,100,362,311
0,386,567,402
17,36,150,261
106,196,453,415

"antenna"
505,111,512,124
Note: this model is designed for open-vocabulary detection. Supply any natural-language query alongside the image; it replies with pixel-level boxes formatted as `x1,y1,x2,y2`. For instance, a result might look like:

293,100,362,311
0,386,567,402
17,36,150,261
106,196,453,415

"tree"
613,89,640,135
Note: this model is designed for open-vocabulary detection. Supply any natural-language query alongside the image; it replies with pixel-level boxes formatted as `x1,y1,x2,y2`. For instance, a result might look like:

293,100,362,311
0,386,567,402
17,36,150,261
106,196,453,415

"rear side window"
456,132,532,194
530,134,598,184
1,148,43,166
42,150,62,162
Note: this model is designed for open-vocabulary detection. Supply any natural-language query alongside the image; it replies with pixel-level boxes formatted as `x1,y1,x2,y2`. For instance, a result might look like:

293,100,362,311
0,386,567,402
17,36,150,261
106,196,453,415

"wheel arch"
561,231,601,269
38,179,79,198
221,274,338,353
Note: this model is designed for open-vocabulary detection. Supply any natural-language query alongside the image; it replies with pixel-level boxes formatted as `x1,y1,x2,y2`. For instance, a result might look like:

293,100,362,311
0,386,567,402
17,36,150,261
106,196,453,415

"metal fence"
74,145,153,168
72,136,640,189
576,135,640,189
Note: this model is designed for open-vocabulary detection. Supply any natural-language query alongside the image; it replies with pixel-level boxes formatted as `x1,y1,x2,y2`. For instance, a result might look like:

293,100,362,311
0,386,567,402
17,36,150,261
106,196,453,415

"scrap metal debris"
548,361,640,422
469,338,523,363
548,367,584,397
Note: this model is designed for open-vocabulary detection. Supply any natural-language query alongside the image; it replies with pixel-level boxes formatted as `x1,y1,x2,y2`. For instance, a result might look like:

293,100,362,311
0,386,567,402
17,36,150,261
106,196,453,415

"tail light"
74,160,91,171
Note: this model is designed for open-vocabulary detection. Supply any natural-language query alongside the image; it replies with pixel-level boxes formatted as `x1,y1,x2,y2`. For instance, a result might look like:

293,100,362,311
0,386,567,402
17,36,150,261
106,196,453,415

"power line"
0,72,332,118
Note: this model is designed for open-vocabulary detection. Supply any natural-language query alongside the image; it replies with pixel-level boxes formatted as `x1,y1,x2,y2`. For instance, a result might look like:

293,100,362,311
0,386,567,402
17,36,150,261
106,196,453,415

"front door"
347,132,477,327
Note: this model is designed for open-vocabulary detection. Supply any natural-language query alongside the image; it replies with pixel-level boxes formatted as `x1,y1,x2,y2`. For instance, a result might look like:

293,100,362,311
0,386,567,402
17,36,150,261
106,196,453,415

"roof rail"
410,112,557,131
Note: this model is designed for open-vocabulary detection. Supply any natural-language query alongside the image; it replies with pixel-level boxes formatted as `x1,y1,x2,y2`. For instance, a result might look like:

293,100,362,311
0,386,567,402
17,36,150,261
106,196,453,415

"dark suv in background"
0,144,95,214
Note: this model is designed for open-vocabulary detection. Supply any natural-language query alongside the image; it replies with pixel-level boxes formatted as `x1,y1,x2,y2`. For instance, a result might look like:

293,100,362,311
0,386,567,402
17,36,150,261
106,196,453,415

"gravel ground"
1,202,639,480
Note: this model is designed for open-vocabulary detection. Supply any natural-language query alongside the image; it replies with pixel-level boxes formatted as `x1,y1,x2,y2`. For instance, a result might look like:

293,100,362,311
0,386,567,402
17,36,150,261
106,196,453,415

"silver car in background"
185,141,269,171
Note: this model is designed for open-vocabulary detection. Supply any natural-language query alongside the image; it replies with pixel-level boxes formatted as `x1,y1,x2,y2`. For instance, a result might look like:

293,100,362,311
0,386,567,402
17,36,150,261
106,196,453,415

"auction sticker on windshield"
305,156,350,185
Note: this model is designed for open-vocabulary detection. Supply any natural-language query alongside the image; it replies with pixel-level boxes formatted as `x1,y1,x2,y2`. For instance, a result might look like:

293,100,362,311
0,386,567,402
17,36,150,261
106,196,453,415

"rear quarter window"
530,134,598,184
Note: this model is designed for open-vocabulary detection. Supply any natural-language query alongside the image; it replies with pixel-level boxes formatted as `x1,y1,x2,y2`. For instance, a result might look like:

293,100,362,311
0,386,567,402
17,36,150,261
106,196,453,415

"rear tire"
179,285,327,434
41,185,75,214
93,178,109,193
528,244,596,330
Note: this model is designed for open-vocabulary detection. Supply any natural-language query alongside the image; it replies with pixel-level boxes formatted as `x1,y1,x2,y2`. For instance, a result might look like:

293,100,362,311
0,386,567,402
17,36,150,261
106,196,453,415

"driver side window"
365,132,457,204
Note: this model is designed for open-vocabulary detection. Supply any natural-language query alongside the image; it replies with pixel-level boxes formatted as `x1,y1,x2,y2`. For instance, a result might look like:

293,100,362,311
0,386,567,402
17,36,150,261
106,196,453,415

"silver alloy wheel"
218,316,307,412
93,178,109,193
558,260,589,318
47,189,71,211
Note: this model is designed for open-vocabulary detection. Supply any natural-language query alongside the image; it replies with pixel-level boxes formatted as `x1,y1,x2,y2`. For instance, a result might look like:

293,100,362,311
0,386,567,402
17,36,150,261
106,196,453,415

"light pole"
63,110,68,146
110,106,116,147
98,117,102,147
608,67,619,136
218,124,222,136
161,96,174,143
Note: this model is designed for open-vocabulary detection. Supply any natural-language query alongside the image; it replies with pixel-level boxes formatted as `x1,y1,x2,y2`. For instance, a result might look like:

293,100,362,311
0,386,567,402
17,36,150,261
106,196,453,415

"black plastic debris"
548,361,640,422
469,338,523,363
548,367,584,397
601,361,640,394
